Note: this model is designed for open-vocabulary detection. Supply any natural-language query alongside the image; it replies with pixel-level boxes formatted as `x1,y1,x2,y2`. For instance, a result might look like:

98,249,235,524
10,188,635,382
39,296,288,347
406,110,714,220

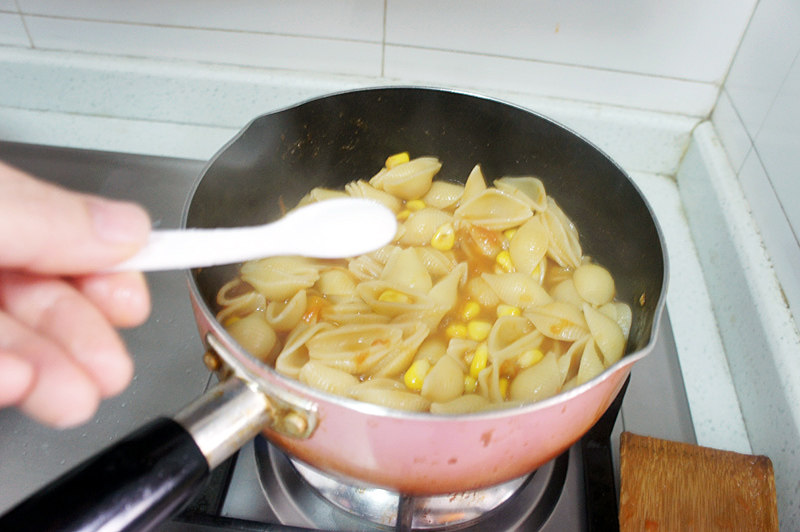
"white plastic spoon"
108,198,398,272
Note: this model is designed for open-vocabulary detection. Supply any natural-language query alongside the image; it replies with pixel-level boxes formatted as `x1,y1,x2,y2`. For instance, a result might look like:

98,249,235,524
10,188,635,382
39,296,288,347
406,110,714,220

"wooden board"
618,432,778,531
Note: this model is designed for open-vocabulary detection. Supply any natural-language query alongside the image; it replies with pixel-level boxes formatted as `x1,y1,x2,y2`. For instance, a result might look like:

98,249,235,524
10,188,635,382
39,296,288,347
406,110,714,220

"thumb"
0,161,151,275
0,352,34,408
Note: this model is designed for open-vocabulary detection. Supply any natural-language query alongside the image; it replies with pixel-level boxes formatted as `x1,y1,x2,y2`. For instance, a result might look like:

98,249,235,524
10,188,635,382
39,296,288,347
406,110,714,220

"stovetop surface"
0,140,695,531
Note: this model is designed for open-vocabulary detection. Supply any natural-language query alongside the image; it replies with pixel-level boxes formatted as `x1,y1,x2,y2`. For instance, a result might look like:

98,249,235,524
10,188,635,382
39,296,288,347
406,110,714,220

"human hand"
0,161,152,428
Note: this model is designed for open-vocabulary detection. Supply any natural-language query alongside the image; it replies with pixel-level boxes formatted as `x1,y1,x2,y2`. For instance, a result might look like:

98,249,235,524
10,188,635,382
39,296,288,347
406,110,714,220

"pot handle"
0,417,208,532
0,376,275,532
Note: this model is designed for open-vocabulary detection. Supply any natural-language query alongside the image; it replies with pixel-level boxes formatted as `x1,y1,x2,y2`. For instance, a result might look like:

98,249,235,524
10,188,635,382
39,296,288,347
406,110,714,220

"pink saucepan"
0,87,667,531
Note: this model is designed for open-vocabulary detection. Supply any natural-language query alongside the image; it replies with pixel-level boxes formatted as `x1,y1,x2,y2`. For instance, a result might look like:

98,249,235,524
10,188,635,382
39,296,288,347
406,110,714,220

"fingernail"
89,199,150,245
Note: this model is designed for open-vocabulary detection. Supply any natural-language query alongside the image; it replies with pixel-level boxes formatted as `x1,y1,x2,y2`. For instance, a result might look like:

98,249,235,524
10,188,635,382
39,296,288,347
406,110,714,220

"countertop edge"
677,120,800,529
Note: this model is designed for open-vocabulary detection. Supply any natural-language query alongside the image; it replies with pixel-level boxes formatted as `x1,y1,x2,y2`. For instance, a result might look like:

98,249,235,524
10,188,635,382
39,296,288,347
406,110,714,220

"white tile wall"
0,12,28,47
385,0,753,83
3,0,760,116
16,0,385,42
711,90,751,172
754,54,800,233
723,0,800,134
0,1,18,12
712,0,800,333
23,16,382,77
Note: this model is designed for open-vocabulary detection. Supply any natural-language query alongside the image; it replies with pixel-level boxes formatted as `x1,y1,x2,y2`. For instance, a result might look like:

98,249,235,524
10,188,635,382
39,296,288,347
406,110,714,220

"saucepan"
0,87,668,531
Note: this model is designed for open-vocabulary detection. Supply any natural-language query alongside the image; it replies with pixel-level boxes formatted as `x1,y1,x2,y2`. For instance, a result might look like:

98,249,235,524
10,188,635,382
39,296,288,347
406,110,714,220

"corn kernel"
496,304,521,318
464,375,478,393
385,151,410,169
461,301,481,321
470,342,488,379
517,349,544,369
503,228,517,240
467,320,492,341
404,359,431,391
379,289,412,304
498,377,509,399
406,199,426,211
495,250,515,272
446,322,467,339
222,315,241,327
431,223,455,251
397,209,411,221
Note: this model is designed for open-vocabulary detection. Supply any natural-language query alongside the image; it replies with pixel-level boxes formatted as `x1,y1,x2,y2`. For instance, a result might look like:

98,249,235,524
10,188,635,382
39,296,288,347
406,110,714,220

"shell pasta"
216,153,632,414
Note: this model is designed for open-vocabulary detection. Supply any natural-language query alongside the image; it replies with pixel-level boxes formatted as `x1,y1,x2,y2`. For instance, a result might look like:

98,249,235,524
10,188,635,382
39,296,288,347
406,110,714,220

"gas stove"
0,141,695,531
161,386,621,532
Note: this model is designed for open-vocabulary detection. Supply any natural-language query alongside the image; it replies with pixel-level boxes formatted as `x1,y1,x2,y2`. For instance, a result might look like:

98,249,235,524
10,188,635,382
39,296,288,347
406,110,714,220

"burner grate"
256,437,569,532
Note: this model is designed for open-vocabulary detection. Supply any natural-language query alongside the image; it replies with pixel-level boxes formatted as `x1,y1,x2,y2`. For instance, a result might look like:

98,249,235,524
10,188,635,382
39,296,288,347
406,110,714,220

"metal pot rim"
181,85,670,422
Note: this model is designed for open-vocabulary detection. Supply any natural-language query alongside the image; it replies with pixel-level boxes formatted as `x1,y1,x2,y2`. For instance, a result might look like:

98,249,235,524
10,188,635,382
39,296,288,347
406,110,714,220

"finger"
0,161,151,275
0,312,100,428
0,272,134,398
0,351,35,408
72,272,151,328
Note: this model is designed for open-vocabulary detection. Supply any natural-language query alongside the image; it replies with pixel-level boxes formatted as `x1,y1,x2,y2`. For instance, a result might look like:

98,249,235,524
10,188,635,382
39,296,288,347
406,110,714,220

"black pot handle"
0,417,209,532
0,344,316,532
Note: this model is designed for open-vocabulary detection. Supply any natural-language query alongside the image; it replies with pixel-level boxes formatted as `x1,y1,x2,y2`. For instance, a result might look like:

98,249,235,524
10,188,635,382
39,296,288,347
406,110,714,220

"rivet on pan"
283,411,309,437
203,351,222,372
